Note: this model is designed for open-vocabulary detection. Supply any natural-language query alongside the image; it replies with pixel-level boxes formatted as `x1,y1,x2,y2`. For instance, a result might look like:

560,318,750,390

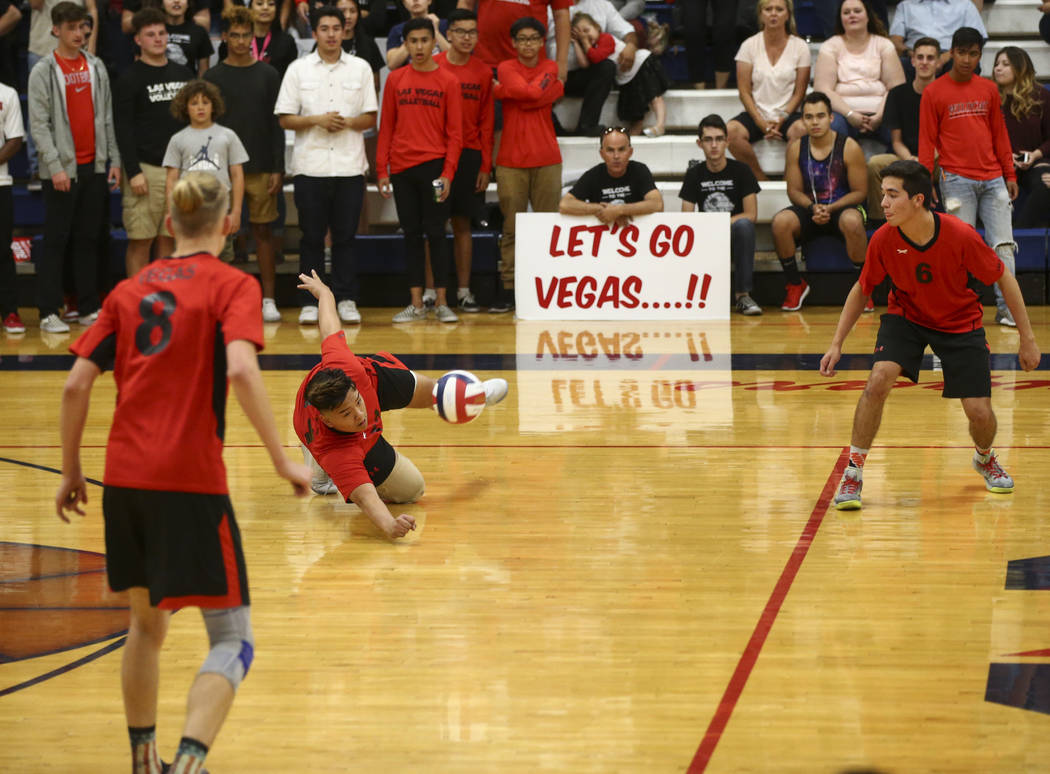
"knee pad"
200,606,254,690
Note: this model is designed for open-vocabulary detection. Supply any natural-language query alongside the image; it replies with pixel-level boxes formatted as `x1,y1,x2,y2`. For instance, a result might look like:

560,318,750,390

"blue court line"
0,456,103,487
0,568,106,585
0,635,127,695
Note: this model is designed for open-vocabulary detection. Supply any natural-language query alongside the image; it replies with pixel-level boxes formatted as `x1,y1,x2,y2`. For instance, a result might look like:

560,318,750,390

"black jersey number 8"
135,291,176,355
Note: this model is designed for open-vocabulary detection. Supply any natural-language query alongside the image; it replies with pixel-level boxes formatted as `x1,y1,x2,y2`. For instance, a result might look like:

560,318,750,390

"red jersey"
375,64,463,181
293,333,410,498
859,212,1004,333
919,73,1015,182
474,0,571,68
55,52,95,165
435,51,495,173
585,33,616,64
494,58,563,168
70,254,264,494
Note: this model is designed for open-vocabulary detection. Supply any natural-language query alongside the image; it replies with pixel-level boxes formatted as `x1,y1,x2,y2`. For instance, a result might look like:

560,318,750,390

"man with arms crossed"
820,160,1040,510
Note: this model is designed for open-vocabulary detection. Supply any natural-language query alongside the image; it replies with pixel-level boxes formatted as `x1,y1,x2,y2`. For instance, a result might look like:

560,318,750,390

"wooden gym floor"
2,304,1050,773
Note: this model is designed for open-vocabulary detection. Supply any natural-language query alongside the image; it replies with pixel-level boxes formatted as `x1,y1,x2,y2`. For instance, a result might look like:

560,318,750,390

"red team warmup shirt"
494,58,563,168
473,0,571,68
71,254,264,494
375,64,463,181
918,74,1015,182
293,332,411,499
859,212,1004,333
55,52,95,165
435,51,495,173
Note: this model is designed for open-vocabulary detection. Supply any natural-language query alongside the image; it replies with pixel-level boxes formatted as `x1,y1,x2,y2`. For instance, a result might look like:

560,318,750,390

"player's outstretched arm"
820,282,868,377
350,482,416,539
56,357,101,522
297,270,341,340
998,270,1042,371
226,339,312,496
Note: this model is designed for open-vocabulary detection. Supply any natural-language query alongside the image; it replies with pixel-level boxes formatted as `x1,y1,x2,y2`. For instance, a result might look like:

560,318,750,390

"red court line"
3,444,1049,450
686,448,849,773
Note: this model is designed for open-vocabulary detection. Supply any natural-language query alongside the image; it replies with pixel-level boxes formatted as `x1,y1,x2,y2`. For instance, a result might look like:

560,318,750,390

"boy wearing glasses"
491,16,563,314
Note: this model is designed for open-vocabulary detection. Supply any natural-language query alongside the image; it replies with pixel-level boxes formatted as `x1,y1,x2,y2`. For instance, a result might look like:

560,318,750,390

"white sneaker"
78,310,99,326
434,304,458,323
337,299,361,324
482,378,508,406
298,305,319,324
40,313,70,333
392,304,427,323
262,298,281,322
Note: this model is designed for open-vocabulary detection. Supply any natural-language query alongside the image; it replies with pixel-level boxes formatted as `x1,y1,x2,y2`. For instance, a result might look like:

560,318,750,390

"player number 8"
135,291,177,356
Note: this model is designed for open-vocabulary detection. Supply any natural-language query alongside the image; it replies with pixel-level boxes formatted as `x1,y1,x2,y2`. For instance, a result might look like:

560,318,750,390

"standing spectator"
164,0,213,75
993,46,1050,228
550,0,636,136
772,91,868,311
0,1,23,89
28,1,120,333
376,17,463,323
0,75,23,333
216,0,299,79
681,0,736,90
728,0,811,180
888,0,985,70
865,37,938,220
337,0,383,75
679,115,763,316
461,0,570,82
276,5,377,325
559,127,662,224
492,16,563,313
434,8,493,313
385,0,449,69
813,0,904,145
919,27,1019,327
207,6,286,322
115,8,193,278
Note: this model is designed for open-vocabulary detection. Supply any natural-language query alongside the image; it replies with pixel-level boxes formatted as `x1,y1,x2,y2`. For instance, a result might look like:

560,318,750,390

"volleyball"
432,370,487,424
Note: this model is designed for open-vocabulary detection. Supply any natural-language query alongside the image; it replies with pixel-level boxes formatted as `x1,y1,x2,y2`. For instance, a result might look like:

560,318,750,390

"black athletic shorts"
103,486,250,610
449,147,483,219
872,313,992,398
366,353,417,411
784,203,866,245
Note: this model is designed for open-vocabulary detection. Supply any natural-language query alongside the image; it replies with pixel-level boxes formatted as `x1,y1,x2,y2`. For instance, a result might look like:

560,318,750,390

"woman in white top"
813,0,904,146
727,0,812,180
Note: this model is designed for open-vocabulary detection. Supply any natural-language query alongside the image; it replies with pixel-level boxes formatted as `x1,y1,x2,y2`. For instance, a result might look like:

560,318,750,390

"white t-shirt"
735,33,811,122
0,83,24,186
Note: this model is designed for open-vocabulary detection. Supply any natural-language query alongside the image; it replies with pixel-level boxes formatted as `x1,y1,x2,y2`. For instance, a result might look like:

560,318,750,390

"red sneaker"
781,280,810,311
61,295,78,322
863,297,875,313
3,312,25,333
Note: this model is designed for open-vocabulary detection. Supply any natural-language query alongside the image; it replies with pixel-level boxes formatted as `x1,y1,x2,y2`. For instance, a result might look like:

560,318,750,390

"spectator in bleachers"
569,11,667,136
680,115,762,315
386,0,449,69
811,0,886,39
433,8,493,313
206,7,286,321
993,47,1050,228
115,8,192,277
163,0,213,75
888,0,985,72
549,0,637,136
919,27,1019,326
0,76,23,334
277,5,377,325
608,0,645,47
813,0,904,147
681,0,736,90
376,17,463,323
29,2,120,334
336,0,384,75
460,0,570,83
772,90,868,311
559,127,662,223
865,36,939,221
727,0,811,181
492,16,563,313
1042,3,1050,47
217,0,299,79
123,0,210,36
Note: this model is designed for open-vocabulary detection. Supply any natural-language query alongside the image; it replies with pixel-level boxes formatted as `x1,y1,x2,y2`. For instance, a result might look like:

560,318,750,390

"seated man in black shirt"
558,127,663,227
679,114,762,315
866,37,940,220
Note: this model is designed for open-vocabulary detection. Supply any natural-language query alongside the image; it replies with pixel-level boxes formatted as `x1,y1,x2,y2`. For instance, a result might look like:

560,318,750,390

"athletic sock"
975,445,992,463
847,445,869,470
169,737,209,774
129,725,162,774
457,286,470,299
778,255,801,285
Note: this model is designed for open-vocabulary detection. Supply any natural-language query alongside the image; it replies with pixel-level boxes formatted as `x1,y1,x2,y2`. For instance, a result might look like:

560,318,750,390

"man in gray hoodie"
28,1,119,333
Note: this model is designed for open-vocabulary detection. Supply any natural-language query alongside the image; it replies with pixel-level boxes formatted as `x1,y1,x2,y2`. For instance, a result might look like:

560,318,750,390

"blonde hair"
756,0,797,37
996,47,1041,123
170,172,228,238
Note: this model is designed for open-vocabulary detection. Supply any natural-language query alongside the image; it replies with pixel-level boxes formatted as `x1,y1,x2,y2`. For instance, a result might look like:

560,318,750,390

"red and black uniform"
494,57,563,169
375,64,463,290
860,212,1005,397
71,253,263,609
293,332,416,499
473,0,571,69
435,51,494,219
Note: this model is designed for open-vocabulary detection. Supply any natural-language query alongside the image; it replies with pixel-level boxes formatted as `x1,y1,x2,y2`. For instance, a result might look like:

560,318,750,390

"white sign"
514,212,730,321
